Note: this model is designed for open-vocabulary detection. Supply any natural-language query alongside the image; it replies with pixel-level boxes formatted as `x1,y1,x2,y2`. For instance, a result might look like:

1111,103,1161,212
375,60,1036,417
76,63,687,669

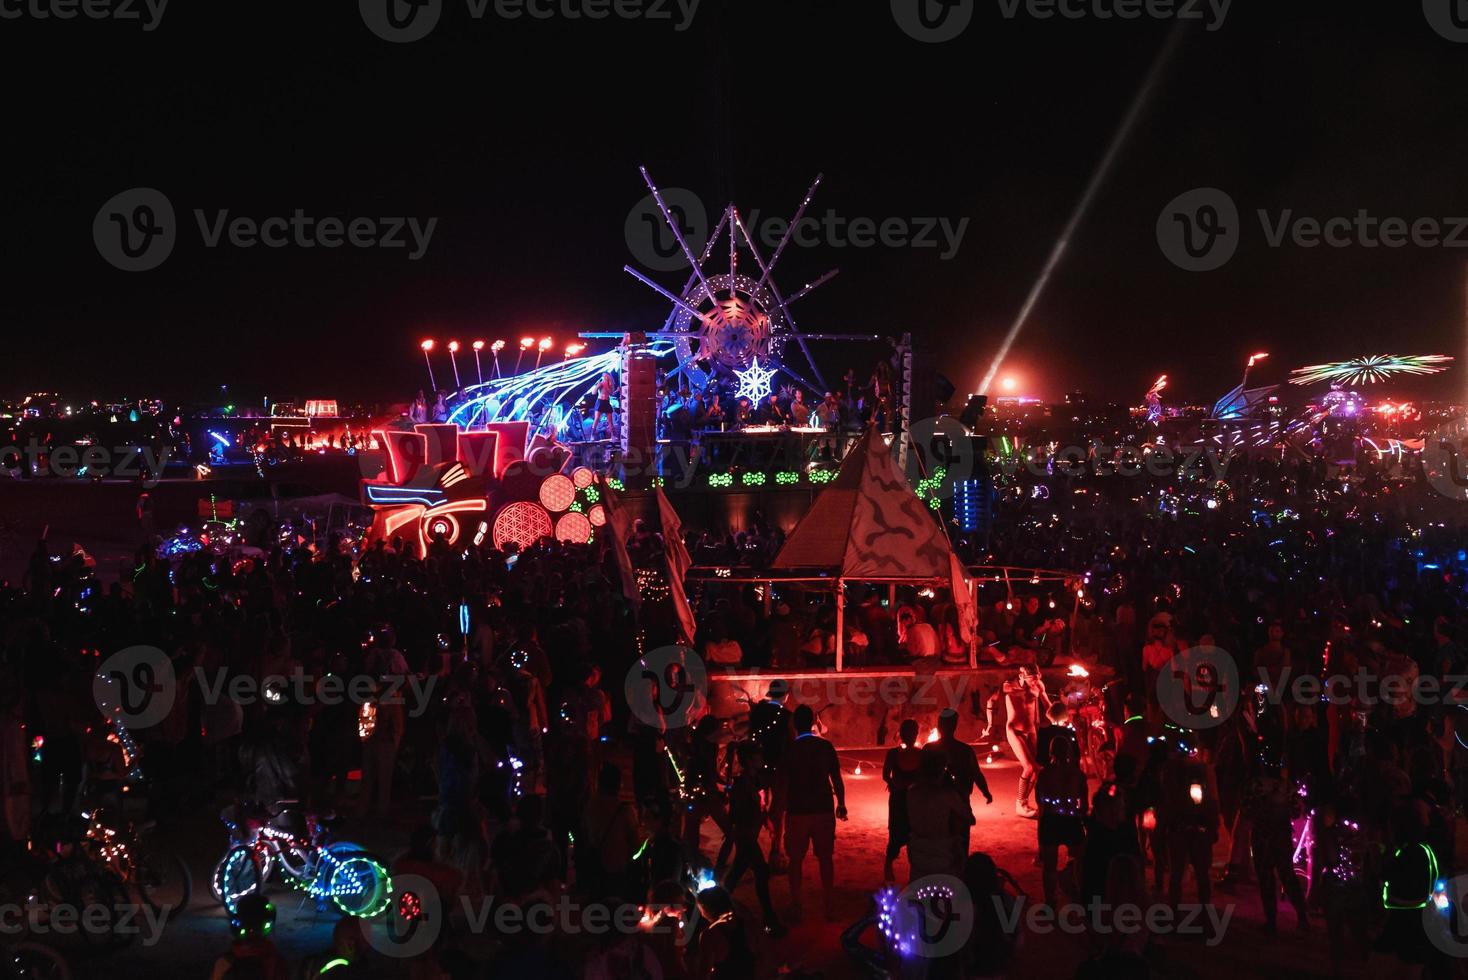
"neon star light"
734,357,777,405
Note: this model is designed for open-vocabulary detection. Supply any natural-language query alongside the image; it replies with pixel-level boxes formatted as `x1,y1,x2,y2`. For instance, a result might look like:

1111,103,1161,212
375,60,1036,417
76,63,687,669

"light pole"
472,341,485,385
447,341,463,390
535,337,552,370
491,340,506,378
515,337,534,374
420,339,437,391
564,342,586,362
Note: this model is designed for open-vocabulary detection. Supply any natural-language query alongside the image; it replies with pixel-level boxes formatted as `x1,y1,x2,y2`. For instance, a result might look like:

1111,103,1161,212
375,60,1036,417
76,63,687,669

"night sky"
6,1,1468,406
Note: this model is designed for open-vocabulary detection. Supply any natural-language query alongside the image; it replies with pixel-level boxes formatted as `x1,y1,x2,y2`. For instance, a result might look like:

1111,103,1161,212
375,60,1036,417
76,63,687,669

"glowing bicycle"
211,804,390,918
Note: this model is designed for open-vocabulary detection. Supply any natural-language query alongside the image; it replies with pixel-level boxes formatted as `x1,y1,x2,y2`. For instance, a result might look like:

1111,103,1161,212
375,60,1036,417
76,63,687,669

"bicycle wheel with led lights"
327,854,390,918
212,846,263,912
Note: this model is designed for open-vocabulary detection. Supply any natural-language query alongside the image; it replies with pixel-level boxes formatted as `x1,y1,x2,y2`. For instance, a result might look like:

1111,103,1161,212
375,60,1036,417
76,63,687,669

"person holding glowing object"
1159,733,1221,908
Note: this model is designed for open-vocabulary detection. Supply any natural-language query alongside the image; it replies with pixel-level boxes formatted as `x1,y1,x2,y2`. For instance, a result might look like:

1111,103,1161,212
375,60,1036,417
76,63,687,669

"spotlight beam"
978,23,1187,395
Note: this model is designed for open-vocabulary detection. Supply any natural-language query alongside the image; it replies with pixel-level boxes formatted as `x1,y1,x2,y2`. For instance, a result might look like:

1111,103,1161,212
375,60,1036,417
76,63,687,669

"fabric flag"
949,550,979,647
600,480,640,612
656,487,698,645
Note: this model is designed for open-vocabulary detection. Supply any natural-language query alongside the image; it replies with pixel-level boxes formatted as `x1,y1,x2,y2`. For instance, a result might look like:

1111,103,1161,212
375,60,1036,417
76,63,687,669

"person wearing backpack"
210,895,287,980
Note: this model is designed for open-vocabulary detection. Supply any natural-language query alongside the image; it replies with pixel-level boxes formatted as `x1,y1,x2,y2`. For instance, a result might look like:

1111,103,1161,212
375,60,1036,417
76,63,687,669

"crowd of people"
2,430,1468,976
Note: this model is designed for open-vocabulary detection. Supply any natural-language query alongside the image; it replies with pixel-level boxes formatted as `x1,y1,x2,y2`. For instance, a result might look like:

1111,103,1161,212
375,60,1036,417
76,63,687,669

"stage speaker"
623,342,658,489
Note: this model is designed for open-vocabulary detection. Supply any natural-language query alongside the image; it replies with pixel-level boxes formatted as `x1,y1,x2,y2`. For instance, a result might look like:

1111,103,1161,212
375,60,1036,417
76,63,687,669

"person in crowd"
723,741,786,936
925,707,993,854
905,749,968,881
579,762,641,899
784,704,846,920
748,680,793,868
881,718,923,881
1035,736,1088,907
984,664,1049,817
212,896,287,980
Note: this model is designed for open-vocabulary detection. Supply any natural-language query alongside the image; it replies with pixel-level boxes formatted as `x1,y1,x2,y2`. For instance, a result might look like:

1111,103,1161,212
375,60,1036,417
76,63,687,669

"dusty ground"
81,750,1426,979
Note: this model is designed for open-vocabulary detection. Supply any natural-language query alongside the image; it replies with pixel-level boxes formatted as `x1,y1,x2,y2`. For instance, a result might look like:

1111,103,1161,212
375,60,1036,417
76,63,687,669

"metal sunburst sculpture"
623,167,838,394
1288,354,1453,386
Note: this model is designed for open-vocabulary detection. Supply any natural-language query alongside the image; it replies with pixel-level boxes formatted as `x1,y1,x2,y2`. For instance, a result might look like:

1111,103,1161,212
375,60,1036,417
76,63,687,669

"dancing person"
592,371,617,436
723,741,786,936
985,664,1050,817
1035,737,1088,907
784,704,846,921
683,716,732,857
882,719,923,881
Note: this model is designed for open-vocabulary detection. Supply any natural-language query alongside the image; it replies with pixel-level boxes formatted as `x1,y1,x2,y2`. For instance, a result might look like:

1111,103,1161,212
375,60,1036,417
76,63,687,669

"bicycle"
78,809,191,920
211,802,390,919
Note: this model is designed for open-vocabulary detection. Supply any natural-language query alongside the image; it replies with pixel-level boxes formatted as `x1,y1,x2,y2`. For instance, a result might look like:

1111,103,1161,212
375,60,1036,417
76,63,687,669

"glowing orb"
493,502,553,551
539,474,576,513
571,466,595,489
555,512,592,545
1001,376,1017,392
588,504,607,527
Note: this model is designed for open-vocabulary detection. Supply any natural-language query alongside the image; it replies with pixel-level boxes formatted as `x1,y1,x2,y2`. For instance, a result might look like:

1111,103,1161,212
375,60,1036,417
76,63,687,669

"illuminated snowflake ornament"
735,356,777,405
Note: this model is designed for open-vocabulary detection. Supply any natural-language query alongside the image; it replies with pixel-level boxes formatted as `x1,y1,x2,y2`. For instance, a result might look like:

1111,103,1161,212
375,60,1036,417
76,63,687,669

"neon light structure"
624,167,837,394
446,343,674,435
1290,354,1452,387
734,356,777,406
